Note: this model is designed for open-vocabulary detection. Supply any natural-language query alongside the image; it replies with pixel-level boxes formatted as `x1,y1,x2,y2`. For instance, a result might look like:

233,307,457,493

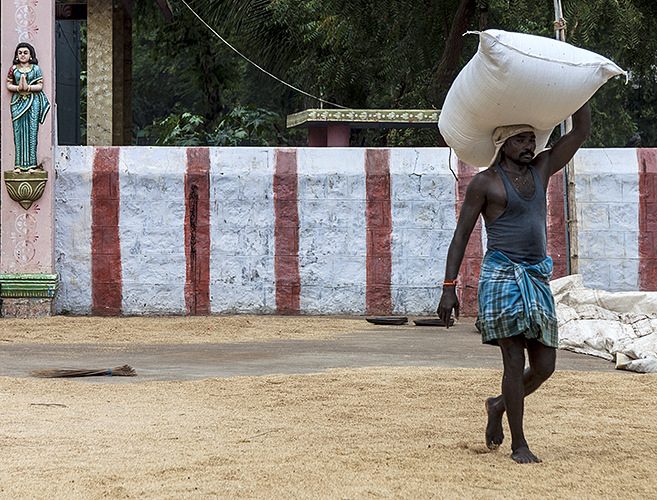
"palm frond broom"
30,365,137,378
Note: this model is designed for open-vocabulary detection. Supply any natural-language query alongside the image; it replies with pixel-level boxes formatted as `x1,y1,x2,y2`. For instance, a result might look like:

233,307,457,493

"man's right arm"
437,175,487,327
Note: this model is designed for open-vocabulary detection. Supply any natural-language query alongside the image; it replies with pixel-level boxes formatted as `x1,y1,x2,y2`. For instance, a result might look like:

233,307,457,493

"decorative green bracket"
0,273,59,298
4,170,48,210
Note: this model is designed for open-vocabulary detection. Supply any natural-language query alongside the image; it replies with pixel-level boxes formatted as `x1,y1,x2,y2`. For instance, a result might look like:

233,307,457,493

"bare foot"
511,446,542,464
485,397,504,450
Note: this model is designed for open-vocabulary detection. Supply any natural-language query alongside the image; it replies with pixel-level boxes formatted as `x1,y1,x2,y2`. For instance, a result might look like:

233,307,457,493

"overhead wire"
179,0,347,109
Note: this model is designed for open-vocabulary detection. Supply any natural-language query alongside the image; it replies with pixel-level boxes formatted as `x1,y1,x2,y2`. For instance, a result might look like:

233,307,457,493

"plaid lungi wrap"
476,250,558,347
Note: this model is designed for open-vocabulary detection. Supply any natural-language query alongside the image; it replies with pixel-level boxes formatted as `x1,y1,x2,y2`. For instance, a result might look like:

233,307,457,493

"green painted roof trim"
0,274,59,298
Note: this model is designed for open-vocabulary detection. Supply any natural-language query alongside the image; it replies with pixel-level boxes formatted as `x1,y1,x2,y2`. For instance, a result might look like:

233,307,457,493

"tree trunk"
430,0,478,104
199,41,224,122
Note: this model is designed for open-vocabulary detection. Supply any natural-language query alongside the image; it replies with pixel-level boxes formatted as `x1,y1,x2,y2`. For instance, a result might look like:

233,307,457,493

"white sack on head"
438,30,627,168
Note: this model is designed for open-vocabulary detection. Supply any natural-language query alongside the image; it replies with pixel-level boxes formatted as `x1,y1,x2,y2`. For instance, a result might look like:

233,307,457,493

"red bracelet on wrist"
443,280,457,286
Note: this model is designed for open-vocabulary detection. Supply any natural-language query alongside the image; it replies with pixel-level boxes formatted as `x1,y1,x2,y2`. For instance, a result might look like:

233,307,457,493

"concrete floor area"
0,317,620,383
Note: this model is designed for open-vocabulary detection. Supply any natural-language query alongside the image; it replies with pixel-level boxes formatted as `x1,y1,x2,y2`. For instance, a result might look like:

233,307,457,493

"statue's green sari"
9,64,50,171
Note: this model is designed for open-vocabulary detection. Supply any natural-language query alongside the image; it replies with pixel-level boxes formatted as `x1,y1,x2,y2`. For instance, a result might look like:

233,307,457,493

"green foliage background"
132,0,657,148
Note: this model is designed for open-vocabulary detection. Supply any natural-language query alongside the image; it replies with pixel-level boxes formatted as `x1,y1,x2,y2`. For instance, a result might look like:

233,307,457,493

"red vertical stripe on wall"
637,149,657,291
274,149,301,314
546,173,568,280
365,149,392,315
91,147,122,316
456,159,483,317
185,148,211,315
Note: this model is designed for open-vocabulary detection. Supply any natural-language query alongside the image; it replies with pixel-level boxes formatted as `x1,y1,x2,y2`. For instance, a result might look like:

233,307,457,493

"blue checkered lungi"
476,250,558,348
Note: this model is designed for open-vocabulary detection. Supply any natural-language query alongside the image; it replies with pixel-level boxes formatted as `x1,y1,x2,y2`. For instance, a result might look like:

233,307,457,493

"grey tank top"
485,164,547,264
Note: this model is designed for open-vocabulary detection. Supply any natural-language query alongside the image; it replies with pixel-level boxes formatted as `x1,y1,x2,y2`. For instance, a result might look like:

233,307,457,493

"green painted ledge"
0,274,59,298
287,109,440,129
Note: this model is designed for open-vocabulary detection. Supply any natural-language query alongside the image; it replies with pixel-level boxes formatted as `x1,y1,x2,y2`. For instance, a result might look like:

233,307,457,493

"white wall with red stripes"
53,146,657,316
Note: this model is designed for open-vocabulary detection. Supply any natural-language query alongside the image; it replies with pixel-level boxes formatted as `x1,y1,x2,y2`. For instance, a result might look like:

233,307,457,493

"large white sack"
551,274,657,372
551,274,657,315
616,353,657,373
439,30,626,168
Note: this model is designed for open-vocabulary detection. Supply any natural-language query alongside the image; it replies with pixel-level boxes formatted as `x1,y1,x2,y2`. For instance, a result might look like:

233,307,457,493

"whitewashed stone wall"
53,146,647,315
574,149,640,291
390,149,456,314
120,147,188,314
209,148,276,313
54,146,93,314
296,148,367,314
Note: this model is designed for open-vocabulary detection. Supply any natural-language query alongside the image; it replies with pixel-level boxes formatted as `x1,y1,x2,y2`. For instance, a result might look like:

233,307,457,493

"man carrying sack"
438,102,591,463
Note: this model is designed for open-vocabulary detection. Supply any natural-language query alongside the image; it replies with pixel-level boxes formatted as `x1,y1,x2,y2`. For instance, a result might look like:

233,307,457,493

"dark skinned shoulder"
467,165,506,199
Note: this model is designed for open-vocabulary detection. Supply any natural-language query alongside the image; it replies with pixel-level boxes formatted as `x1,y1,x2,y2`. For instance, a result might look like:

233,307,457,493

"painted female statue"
6,42,51,172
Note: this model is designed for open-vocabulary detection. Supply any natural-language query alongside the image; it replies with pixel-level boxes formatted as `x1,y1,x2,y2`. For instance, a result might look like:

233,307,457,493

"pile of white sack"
439,30,626,168
551,275,657,373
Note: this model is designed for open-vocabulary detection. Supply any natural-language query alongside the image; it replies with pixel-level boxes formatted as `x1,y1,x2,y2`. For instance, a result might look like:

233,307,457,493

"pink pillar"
1,0,57,316
307,125,350,147
327,124,350,147
308,127,327,147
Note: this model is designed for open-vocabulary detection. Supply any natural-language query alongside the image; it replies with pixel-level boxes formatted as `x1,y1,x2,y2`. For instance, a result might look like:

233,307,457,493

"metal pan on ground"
366,317,409,325
413,318,455,327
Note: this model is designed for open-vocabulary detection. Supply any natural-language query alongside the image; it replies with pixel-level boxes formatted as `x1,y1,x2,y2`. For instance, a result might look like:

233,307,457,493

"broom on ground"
30,364,137,378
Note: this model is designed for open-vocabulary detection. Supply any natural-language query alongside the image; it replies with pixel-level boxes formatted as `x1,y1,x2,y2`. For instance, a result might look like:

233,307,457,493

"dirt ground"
0,316,655,499
0,315,376,344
